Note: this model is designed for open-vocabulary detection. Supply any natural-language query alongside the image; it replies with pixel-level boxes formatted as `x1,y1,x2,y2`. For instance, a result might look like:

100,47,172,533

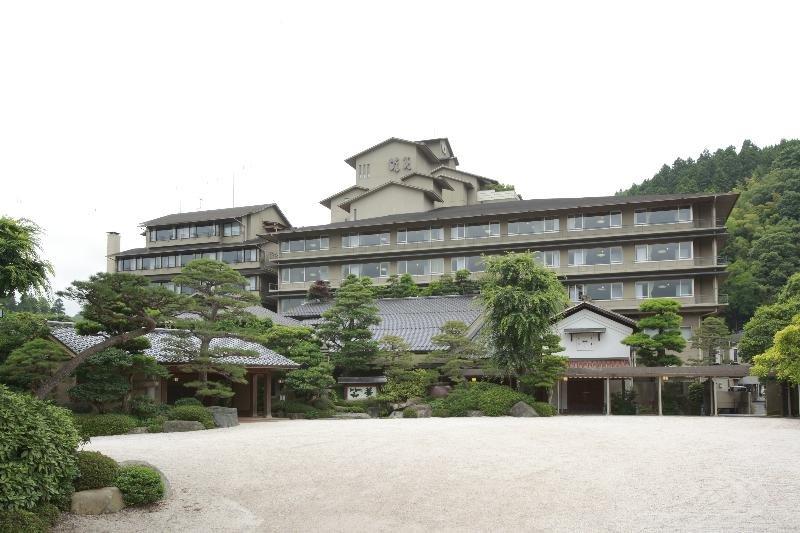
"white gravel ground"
56,416,800,532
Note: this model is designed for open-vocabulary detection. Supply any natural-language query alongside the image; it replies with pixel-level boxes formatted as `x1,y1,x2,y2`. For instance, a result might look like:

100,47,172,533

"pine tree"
689,316,732,364
428,321,483,382
622,299,686,367
0,339,71,393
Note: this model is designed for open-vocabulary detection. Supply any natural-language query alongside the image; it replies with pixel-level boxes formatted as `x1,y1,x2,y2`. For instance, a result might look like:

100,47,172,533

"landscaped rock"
120,460,172,499
208,406,239,428
71,487,126,515
509,401,539,417
128,427,149,434
409,404,432,418
366,406,381,418
287,413,306,420
429,384,452,398
388,411,403,418
467,410,485,417
333,413,372,419
162,420,204,432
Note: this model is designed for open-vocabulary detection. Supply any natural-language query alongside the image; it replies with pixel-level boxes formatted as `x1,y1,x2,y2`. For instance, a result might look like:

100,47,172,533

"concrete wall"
353,142,438,189
554,309,633,360
347,184,435,220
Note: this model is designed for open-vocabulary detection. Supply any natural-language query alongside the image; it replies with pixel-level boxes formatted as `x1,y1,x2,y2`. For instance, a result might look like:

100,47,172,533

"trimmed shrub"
141,415,167,433
72,413,139,437
114,466,164,506
129,396,159,419
173,397,202,407
0,508,47,533
33,503,60,527
402,407,418,418
0,385,80,511
74,451,119,491
532,402,556,417
431,408,451,418
167,405,215,429
435,382,556,417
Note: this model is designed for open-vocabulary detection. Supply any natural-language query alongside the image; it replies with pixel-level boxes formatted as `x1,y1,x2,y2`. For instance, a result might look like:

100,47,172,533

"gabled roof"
141,203,290,228
319,185,370,208
285,295,483,351
243,306,302,327
48,323,299,368
556,301,638,328
400,172,454,191
343,137,447,168
430,166,499,185
336,181,444,213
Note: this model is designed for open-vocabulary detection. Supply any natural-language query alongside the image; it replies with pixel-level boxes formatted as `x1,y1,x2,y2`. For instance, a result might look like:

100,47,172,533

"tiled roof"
49,323,299,368
285,295,482,351
279,192,739,235
243,306,302,327
141,203,287,227
557,301,638,328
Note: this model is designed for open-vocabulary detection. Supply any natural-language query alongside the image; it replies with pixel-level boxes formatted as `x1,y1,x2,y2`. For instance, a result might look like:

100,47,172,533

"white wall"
554,309,633,360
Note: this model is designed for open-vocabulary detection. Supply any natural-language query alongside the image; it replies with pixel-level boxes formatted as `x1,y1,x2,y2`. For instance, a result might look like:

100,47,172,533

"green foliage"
0,312,50,364
272,400,333,419
33,503,60,527
141,415,167,433
434,382,554,417
739,273,800,361
402,407,418,418
306,279,332,301
0,216,53,299
688,381,705,415
0,508,47,533
128,396,159,419
431,408,451,417
72,414,139,437
689,316,732,364
483,182,515,192
377,274,419,298
317,275,381,373
0,385,80,511
519,354,569,394
167,405,215,429
379,369,437,403
610,388,637,415
174,397,202,407
114,466,164,506
751,315,800,385
0,339,70,393
622,299,685,366
74,451,119,491
260,325,333,400
479,253,567,374
428,321,483,382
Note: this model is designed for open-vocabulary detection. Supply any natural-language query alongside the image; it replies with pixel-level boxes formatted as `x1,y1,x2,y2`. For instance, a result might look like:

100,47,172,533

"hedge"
432,382,555,417
72,413,139,437
167,405,215,429
0,385,80,511
173,397,202,407
115,466,164,506
74,451,119,491
0,508,47,533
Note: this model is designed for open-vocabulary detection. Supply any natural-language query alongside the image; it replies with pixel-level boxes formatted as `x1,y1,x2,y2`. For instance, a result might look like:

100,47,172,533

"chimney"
106,232,121,273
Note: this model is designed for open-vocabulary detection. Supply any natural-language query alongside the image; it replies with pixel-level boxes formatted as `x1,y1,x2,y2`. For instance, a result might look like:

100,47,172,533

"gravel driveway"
56,416,800,532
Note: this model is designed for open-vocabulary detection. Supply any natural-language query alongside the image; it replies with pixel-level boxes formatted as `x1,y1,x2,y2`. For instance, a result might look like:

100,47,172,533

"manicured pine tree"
689,316,732,364
0,338,70,394
259,325,334,402
428,320,483,382
622,298,686,367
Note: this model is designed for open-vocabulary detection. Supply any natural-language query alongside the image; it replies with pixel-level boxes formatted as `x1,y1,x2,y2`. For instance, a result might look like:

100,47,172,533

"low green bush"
74,451,119,491
141,415,167,433
114,466,164,506
431,408,450,417
72,413,139,437
173,397,202,407
334,404,366,413
402,407,418,418
532,402,556,417
435,382,556,417
167,405,215,429
32,503,60,527
129,396,159,419
0,508,47,533
0,385,80,511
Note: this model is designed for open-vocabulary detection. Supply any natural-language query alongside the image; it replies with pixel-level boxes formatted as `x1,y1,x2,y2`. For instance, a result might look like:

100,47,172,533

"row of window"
279,206,695,252
149,221,242,242
356,163,371,180
152,275,259,293
117,248,259,271
569,279,694,301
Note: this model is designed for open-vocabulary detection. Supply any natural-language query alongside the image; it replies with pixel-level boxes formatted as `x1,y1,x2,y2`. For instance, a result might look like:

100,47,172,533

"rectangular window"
180,253,195,267
568,247,622,266
635,279,694,298
397,227,444,244
635,242,693,262
282,237,329,253
195,224,216,237
222,222,242,237
451,255,486,273
570,282,623,301
221,250,241,264
533,250,560,267
152,227,176,241
342,262,388,278
177,226,191,239
451,223,500,240
280,297,305,313
246,276,259,291
201,251,218,261
568,212,622,231
398,258,442,276
635,206,693,225
244,248,258,262
508,217,560,235
343,232,390,248
141,257,156,270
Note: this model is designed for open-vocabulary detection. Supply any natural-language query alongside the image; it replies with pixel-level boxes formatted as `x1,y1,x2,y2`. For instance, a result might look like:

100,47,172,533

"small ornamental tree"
0,312,50,364
306,280,332,301
428,321,484,382
622,298,686,367
168,259,262,401
689,316,733,364
35,272,180,399
423,273,458,296
0,339,70,393
0,216,54,299
519,354,569,401
454,269,480,295
260,325,334,401
379,274,419,298
50,297,66,317
317,275,381,374
751,314,800,384
479,253,568,377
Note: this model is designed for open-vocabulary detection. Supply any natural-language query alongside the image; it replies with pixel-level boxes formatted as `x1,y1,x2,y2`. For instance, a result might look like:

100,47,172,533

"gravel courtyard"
57,416,800,532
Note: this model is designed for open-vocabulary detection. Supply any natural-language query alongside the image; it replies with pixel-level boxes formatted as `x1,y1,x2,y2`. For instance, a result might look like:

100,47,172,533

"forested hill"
618,139,800,328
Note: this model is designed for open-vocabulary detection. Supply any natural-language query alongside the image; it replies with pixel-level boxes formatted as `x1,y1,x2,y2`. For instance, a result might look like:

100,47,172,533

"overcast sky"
2,1,799,314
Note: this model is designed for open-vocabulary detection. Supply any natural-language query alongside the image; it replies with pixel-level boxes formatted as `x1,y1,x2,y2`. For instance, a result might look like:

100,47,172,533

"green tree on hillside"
751,315,800,385
738,273,800,361
622,299,686,367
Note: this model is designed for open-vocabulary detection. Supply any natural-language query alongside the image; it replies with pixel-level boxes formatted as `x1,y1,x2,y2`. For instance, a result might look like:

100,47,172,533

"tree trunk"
35,318,156,400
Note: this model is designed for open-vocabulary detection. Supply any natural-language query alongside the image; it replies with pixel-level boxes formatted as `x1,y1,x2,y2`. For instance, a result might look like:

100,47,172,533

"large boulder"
429,384,452,398
163,420,204,432
333,413,372,419
467,410,485,417
71,487,125,515
119,460,171,499
207,406,239,428
409,404,432,418
509,401,539,417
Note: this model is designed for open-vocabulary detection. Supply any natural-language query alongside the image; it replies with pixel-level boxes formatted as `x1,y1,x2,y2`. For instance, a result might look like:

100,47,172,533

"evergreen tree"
751,315,800,385
622,299,686,367
0,339,70,393
0,217,53,299
259,325,334,401
689,316,732,364
317,275,380,374
378,274,419,298
50,297,66,317
306,280,332,301
0,312,50,364
428,321,483,382
738,272,800,361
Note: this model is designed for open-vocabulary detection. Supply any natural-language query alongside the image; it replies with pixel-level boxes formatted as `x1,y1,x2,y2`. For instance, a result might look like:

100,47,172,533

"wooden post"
657,377,663,416
713,379,719,416
264,371,272,419
605,378,611,416
251,373,258,418
556,381,561,415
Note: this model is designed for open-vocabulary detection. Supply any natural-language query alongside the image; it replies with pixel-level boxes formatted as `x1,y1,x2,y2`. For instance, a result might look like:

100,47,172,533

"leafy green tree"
0,339,70,393
454,269,480,294
689,316,732,364
519,354,569,401
168,259,262,401
50,297,66,317
69,345,169,413
0,312,50,363
306,280,332,301
374,335,433,402
423,273,458,296
259,325,334,401
35,272,180,399
378,274,419,298
479,253,568,377
428,321,483,382
0,217,54,299
317,275,380,373
375,335,415,374
751,315,800,385
622,299,686,366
